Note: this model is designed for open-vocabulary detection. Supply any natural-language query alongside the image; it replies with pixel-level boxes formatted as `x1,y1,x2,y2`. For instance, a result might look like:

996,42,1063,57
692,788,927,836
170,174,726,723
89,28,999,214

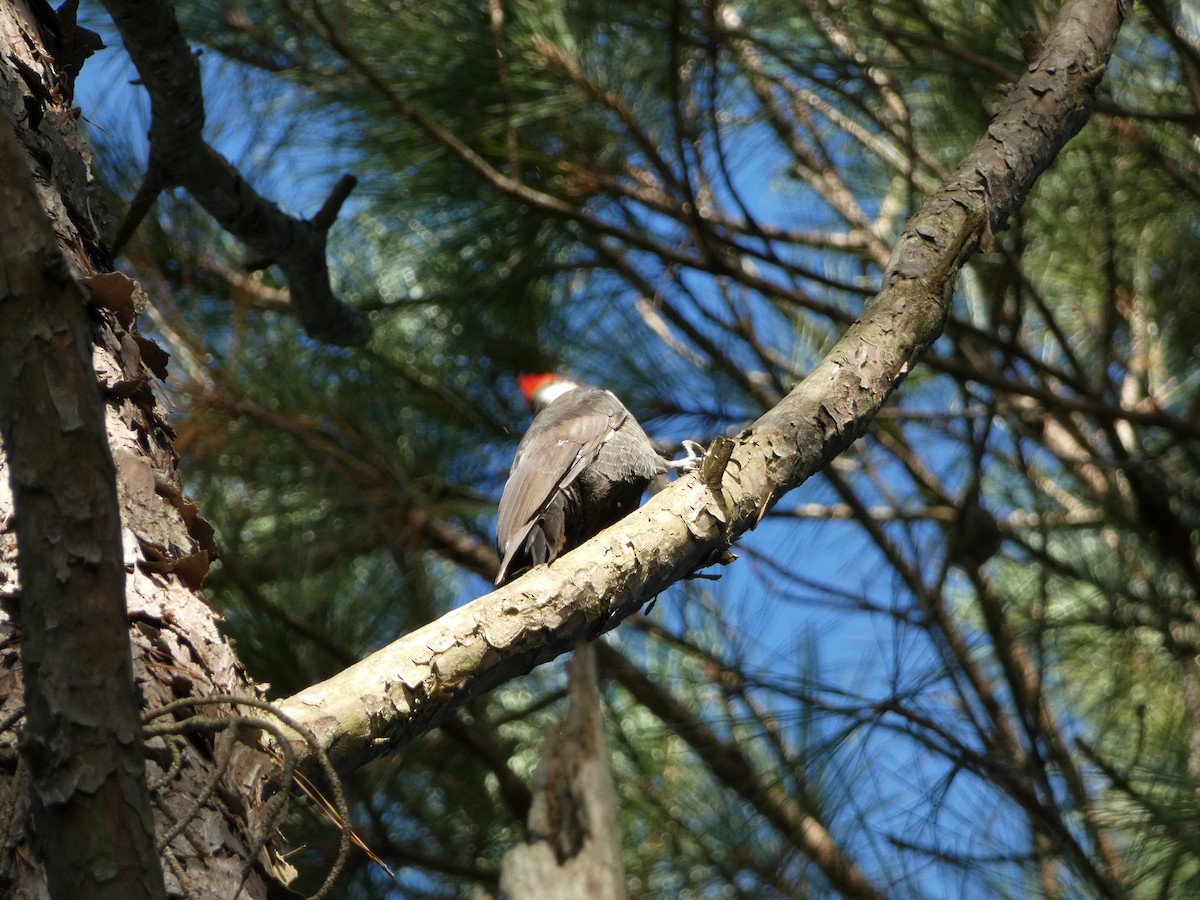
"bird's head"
517,373,579,412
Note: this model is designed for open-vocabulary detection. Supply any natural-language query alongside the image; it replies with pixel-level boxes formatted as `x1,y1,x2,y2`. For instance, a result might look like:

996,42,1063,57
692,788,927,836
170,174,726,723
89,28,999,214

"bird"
495,373,702,585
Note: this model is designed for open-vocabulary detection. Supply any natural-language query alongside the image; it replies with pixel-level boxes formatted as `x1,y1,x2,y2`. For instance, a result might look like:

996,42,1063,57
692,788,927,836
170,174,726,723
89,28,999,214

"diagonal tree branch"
275,0,1128,766
275,0,1129,776
99,0,370,346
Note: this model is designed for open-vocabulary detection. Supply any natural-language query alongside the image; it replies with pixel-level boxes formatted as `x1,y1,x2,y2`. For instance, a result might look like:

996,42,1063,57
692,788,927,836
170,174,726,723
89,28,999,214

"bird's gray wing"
495,390,627,582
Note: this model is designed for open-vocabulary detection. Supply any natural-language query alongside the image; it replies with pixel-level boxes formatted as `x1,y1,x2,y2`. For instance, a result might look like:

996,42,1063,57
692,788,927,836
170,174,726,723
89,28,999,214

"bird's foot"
667,439,705,472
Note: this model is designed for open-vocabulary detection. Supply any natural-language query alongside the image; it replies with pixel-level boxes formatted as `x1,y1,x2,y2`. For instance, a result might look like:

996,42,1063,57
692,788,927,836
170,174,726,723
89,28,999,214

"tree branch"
99,0,370,346
275,0,1128,783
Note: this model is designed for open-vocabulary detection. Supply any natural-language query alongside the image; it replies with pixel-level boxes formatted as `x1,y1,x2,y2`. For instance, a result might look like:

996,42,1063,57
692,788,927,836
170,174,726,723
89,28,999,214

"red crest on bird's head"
517,373,567,406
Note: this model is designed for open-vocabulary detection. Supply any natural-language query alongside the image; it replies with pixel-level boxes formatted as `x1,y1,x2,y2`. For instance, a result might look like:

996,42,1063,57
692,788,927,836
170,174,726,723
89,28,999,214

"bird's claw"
668,439,705,472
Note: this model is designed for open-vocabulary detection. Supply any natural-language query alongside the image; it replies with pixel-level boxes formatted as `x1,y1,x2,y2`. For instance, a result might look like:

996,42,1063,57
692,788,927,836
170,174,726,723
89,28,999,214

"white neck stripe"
536,379,579,405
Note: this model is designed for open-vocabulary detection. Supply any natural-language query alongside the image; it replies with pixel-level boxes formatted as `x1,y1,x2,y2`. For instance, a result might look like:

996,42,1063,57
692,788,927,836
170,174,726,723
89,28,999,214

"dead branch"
99,0,370,346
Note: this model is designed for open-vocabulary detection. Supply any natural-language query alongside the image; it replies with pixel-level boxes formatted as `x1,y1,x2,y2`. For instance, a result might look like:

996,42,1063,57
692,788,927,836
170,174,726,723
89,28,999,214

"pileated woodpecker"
495,373,701,585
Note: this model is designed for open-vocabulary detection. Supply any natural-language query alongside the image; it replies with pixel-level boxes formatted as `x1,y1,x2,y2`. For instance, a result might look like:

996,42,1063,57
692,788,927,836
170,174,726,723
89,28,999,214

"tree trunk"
500,644,627,900
0,2,294,897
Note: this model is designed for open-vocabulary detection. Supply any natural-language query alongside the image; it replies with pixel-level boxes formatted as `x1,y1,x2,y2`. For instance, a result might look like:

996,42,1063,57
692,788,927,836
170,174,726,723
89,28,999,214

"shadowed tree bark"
0,3,299,897
0,72,165,900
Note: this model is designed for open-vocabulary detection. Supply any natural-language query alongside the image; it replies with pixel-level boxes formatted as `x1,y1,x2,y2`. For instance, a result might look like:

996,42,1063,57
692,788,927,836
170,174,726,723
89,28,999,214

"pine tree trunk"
0,2,294,896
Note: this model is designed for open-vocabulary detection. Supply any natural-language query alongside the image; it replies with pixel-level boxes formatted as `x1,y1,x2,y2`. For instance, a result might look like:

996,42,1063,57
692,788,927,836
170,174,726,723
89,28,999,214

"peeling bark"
0,3,295,897
0,88,165,900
